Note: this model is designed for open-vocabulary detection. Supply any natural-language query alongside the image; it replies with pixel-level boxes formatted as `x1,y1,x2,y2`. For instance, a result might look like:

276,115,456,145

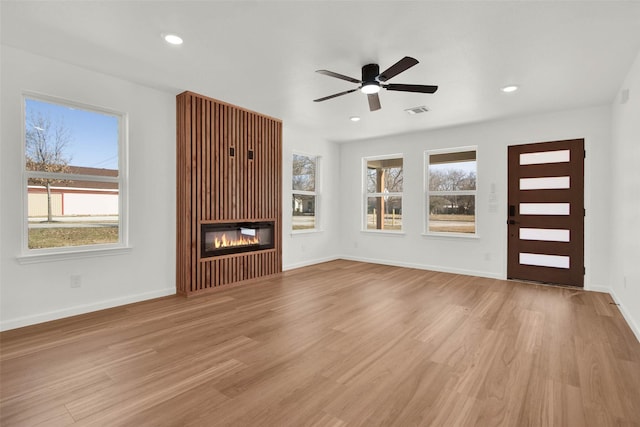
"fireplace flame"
214,233,260,249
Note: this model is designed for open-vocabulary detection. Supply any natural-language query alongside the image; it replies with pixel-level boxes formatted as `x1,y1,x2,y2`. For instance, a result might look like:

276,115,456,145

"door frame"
506,139,585,287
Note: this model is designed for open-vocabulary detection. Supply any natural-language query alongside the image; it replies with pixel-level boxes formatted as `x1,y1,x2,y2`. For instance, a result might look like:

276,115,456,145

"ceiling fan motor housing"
361,63,381,93
362,63,380,83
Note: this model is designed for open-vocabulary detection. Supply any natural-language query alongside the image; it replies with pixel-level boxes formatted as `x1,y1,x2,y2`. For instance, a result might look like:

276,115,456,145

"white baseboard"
338,254,504,280
0,287,176,332
283,256,340,271
608,288,640,343
588,284,612,293
5,261,637,345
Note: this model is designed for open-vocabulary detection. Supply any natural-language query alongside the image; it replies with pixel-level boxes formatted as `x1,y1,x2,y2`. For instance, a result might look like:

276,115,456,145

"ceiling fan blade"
384,83,438,94
316,69,361,84
313,88,358,102
378,56,419,82
367,93,381,111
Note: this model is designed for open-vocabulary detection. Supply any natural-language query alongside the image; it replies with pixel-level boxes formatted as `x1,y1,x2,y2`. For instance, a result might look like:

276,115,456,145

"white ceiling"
2,1,640,142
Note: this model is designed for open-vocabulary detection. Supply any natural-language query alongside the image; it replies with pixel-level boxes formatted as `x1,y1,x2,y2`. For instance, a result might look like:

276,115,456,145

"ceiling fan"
313,56,438,112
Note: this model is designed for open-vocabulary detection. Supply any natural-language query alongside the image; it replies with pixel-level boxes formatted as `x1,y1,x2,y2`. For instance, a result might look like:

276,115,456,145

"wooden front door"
507,139,585,287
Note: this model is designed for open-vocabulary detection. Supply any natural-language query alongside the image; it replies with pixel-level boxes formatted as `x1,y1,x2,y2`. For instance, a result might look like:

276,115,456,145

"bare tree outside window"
25,111,72,223
292,154,316,192
365,157,403,231
292,154,318,230
426,149,477,234
367,165,403,193
429,168,476,215
24,96,123,251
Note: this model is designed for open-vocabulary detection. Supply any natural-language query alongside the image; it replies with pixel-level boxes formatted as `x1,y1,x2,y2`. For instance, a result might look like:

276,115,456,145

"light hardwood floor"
1,260,639,426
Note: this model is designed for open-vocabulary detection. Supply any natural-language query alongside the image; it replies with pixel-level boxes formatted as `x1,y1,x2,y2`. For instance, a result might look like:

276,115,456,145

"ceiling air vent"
405,106,429,115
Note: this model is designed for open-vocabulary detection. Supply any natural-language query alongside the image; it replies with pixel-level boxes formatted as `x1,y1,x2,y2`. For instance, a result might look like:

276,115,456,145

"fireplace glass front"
201,221,274,258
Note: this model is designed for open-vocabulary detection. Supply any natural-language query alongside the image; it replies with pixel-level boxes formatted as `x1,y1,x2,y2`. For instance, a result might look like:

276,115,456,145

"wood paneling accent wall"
176,91,282,296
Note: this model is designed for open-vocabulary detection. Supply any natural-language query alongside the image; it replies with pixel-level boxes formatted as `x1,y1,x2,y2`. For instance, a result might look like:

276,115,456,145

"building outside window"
23,95,127,253
425,147,477,235
364,155,403,231
292,153,318,231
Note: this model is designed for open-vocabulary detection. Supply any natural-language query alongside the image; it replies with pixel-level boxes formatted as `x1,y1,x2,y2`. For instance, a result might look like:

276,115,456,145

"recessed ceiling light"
501,85,519,93
163,34,183,45
350,116,361,122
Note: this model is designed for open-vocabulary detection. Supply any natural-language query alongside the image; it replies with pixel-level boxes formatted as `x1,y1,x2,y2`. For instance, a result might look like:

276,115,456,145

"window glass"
24,96,124,251
426,149,477,234
26,99,119,174
365,156,403,231
292,154,316,192
292,154,318,231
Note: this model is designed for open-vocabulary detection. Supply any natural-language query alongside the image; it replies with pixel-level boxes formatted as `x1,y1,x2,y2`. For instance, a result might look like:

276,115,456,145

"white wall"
1,44,635,337
338,106,612,290
282,125,341,269
0,47,342,330
0,47,176,330
611,49,640,339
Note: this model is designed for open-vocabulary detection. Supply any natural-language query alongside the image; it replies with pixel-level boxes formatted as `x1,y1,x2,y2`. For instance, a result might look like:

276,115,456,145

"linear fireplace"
177,92,282,295
201,221,275,258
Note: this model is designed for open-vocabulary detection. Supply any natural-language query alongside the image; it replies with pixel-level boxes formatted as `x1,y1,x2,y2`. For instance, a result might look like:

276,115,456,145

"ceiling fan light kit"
361,82,381,94
314,56,438,112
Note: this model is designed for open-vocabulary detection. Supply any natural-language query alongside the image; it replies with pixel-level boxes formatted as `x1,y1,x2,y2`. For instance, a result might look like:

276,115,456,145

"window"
426,148,477,235
364,155,403,231
23,95,127,253
292,153,318,231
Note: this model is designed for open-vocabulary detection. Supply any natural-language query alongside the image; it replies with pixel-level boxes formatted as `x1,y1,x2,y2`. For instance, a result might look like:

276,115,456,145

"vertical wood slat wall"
176,91,282,296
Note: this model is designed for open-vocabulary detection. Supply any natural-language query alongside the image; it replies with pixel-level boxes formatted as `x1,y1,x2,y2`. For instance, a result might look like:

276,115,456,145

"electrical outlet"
70,275,82,288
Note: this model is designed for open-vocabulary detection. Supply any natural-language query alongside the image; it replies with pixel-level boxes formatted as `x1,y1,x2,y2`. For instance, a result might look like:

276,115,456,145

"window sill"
16,246,132,264
290,229,322,236
422,232,480,240
361,230,406,236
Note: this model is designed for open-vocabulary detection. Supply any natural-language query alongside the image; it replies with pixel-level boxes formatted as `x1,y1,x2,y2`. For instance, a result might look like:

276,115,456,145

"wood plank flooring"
1,260,639,426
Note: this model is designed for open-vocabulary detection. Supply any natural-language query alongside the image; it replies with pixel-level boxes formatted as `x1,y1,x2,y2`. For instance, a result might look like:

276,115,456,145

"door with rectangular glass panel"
507,139,584,287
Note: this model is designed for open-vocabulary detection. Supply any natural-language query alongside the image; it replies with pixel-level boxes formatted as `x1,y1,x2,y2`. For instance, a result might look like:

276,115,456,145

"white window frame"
424,146,478,237
363,154,404,234
291,152,320,234
19,92,129,263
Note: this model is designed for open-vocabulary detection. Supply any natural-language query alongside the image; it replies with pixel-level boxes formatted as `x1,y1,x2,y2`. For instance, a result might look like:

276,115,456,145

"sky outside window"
25,98,119,170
